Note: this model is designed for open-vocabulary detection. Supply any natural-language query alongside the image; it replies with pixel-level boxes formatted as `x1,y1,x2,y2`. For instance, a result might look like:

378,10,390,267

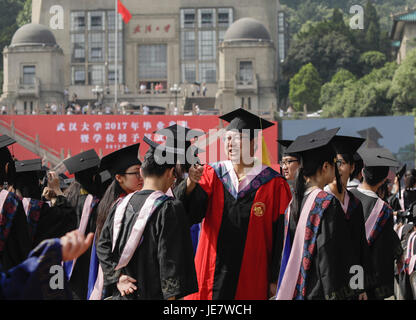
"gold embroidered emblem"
253,202,266,217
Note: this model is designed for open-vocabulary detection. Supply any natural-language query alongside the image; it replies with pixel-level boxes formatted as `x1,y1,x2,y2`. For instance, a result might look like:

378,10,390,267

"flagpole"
114,0,118,113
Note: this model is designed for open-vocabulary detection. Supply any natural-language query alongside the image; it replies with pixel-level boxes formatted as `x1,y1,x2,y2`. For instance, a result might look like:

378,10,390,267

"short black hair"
141,147,176,178
363,166,389,186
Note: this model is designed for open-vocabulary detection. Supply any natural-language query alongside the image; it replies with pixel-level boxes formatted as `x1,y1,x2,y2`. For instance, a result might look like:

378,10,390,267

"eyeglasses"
279,160,299,167
123,172,141,179
335,159,347,168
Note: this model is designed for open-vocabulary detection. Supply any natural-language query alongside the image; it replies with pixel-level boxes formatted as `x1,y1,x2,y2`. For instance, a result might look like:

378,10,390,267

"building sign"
129,18,176,39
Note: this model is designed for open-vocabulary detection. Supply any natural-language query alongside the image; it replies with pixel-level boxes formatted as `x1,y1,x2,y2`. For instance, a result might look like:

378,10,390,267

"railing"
0,118,62,166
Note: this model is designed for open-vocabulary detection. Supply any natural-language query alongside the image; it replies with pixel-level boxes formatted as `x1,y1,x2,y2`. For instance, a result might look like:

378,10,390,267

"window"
181,9,195,28
181,31,195,60
278,12,285,31
108,64,123,84
107,11,122,31
88,11,105,31
139,45,167,80
198,9,215,28
108,32,123,61
218,8,232,27
71,12,85,31
71,34,85,62
199,63,216,83
278,34,285,62
182,63,196,83
199,31,216,60
72,66,85,85
23,66,35,84
88,33,105,62
89,65,105,85
239,61,253,83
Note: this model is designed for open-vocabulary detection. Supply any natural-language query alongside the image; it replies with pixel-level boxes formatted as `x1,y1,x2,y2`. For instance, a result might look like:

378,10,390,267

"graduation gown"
390,189,416,212
396,224,416,300
281,190,356,300
66,193,100,300
0,238,72,300
324,187,373,295
350,188,403,300
0,190,32,270
22,196,77,249
96,190,198,300
176,161,292,300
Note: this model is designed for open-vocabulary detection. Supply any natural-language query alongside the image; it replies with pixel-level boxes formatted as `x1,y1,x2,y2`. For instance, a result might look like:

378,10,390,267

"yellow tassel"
262,136,271,166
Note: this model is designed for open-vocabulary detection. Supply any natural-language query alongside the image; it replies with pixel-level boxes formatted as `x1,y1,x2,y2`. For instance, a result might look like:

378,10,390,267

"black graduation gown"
397,224,415,300
344,190,373,296
68,194,99,300
350,189,403,300
32,196,78,248
287,193,356,300
0,192,32,270
96,190,198,300
390,190,416,212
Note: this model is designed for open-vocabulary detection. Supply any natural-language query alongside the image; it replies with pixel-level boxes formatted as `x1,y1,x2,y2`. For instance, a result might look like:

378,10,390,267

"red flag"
117,0,132,24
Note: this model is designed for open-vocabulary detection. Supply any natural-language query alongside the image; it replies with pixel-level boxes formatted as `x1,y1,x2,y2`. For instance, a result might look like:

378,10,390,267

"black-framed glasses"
123,172,141,179
279,160,299,166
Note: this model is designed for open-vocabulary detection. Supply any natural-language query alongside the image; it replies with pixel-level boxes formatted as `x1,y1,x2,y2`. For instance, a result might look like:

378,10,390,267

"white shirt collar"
357,186,379,199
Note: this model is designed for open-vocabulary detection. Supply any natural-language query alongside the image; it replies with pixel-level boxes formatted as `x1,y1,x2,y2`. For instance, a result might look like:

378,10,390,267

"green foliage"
289,63,322,112
388,49,416,114
359,51,387,75
321,61,398,118
17,0,32,27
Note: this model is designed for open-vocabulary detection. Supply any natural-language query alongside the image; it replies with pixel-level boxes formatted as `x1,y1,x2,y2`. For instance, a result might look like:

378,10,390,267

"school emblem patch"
253,202,266,217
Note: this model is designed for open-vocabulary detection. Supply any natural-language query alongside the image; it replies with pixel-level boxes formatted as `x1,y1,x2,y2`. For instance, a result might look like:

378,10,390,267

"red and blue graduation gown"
178,161,292,300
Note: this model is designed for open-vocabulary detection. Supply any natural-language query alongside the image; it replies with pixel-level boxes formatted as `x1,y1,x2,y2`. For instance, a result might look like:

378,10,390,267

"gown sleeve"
177,164,216,225
96,205,122,288
156,199,198,300
33,196,78,248
0,238,72,300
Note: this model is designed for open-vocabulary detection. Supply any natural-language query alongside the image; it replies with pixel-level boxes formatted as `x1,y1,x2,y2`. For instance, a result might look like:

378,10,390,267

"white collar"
357,186,379,199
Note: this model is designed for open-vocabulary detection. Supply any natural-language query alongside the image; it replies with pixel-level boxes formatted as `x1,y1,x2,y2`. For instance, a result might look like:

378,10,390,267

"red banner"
1,115,279,168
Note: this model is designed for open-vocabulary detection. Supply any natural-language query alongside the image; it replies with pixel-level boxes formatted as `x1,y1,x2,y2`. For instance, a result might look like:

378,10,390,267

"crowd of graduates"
0,107,414,300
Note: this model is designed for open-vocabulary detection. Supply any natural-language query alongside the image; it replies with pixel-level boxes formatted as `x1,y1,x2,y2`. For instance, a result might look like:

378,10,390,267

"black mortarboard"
63,149,100,174
277,139,300,159
332,135,366,156
219,108,274,137
396,164,407,199
357,147,399,168
14,159,42,173
143,136,189,165
286,128,342,192
0,135,16,149
100,143,141,177
99,170,112,184
154,124,204,155
285,128,340,154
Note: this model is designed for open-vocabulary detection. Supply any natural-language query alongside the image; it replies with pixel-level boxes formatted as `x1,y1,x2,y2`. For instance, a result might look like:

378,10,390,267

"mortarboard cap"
100,143,141,177
332,135,366,156
278,139,300,159
99,170,112,184
14,159,42,173
143,135,189,165
219,108,274,135
0,135,16,149
63,149,100,174
285,128,340,154
154,124,204,155
357,147,399,168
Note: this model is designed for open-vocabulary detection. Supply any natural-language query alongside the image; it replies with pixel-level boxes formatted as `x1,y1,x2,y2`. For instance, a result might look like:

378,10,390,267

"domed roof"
223,18,271,42
11,23,57,47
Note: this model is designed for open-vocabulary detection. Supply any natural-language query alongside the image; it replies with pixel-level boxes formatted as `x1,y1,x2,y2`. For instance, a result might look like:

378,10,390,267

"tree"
322,61,398,118
17,0,32,27
320,69,356,116
388,49,416,114
289,63,322,112
359,51,387,75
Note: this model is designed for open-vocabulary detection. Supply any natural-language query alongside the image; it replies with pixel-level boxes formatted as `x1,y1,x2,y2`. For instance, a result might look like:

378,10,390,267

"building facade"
2,0,286,115
391,8,416,64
